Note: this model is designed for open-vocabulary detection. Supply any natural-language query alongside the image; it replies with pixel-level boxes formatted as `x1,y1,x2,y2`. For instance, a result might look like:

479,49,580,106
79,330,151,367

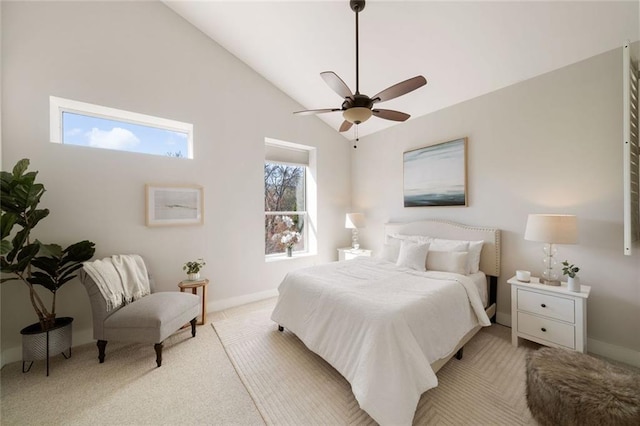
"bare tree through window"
264,163,306,255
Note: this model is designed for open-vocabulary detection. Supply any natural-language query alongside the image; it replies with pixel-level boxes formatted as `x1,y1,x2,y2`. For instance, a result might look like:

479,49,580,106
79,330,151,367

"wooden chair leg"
154,342,163,367
190,318,197,337
97,340,107,363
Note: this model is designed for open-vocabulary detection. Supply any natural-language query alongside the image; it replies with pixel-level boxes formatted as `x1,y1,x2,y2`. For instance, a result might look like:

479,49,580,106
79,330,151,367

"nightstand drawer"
517,289,575,323
517,312,575,349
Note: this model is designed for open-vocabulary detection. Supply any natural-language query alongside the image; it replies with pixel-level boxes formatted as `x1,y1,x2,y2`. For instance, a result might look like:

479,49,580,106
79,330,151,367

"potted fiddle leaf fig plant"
1,159,95,374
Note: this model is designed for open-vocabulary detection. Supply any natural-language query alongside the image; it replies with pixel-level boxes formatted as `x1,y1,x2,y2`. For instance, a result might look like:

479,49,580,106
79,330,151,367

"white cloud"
172,131,188,139
86,127,140,150
65,128,83,137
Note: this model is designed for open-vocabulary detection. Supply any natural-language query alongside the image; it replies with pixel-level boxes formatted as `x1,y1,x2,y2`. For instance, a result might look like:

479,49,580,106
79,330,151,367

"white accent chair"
79,261,200,367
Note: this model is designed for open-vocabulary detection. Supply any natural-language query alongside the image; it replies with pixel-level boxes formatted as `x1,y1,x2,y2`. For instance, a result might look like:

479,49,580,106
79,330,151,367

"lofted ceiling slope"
164,1,640,139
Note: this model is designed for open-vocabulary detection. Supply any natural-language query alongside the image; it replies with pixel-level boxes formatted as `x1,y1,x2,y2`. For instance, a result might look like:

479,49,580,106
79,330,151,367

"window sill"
265,251,317,263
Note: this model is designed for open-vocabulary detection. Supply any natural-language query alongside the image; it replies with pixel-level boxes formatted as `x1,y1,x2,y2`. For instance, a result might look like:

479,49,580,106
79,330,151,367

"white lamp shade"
524,214,577,244
345,213,366,229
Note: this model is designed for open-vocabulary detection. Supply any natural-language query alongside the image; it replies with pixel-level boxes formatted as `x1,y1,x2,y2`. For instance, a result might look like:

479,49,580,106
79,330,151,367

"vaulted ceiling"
164,1,639,139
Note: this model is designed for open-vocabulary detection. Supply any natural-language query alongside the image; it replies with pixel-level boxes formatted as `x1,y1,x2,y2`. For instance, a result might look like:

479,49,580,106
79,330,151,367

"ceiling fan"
294,0,427,134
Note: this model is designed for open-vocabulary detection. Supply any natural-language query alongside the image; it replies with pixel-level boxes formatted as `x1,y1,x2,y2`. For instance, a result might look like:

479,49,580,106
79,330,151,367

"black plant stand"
21,317,73,376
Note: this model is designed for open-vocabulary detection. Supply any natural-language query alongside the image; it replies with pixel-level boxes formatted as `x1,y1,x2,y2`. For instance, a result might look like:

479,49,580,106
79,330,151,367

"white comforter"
271,257,491,426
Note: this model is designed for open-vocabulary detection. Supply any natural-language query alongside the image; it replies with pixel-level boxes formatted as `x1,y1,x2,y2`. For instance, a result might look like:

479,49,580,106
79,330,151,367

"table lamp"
524,214,577,285
345,213,366,250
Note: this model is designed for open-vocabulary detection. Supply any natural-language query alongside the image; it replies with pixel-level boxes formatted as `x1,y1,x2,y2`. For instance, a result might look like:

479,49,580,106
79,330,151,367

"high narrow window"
50,96,193,158
264,138,317,258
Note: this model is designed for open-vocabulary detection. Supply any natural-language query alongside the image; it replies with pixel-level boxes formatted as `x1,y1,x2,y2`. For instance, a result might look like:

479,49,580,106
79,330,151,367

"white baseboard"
208,288,278,313
588,337,640,368
492,312,640,368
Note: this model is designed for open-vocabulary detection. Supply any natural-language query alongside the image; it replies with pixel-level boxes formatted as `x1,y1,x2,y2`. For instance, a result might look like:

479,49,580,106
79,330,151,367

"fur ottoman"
526,347,640,426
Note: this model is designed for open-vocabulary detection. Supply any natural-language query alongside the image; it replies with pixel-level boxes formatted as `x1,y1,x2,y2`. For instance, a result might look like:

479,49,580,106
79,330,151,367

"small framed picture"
145,184,204,226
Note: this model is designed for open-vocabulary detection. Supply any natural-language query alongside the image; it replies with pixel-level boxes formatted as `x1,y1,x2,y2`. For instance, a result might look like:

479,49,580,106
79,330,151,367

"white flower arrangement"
272,216,301,249
280,230,301,248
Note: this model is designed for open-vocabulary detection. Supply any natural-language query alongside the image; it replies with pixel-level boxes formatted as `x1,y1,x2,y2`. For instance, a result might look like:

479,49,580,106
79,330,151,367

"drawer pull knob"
541,304,546,308
541,327,547,332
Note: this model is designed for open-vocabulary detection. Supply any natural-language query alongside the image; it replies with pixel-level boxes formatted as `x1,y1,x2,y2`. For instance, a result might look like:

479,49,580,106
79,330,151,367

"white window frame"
264,160,309,257
49,96,194,158
264,138,317,260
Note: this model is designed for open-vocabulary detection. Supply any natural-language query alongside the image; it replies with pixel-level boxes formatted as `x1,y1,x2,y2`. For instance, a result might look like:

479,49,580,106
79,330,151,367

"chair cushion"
104,292,200,343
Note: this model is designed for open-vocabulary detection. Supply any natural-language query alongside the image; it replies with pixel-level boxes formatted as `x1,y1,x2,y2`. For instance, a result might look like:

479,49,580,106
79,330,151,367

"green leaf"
31,256,60,276
12,159,30,178
37,242,63,259
1,239,13,255
28,271,56,292
1,212,17,239
14,243,40,272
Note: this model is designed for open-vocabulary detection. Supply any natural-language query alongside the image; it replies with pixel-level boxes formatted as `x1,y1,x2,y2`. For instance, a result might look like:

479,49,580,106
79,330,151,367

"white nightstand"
508,276,590,353
337,247,372,261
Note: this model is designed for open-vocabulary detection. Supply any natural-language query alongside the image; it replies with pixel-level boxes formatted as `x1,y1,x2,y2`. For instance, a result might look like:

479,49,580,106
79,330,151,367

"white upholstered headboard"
384,220,501,277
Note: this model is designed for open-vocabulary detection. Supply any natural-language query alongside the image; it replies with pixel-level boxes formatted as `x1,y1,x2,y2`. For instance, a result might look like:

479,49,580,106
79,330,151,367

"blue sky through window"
62,112,189,157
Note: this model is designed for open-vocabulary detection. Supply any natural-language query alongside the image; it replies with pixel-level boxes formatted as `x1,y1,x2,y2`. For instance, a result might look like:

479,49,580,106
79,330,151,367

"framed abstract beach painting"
145,184,204,226
403,137,467,207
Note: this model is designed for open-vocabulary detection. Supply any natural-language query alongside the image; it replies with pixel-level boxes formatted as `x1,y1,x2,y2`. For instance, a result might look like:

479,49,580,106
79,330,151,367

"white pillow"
426,251,469,275
378,242,401,263
430,238,470,252
396,240,430,271
387,233,432,245
467,240,484,274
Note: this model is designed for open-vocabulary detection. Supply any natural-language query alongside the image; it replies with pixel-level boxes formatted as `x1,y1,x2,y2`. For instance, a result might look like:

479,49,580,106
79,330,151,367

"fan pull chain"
354,125,359,149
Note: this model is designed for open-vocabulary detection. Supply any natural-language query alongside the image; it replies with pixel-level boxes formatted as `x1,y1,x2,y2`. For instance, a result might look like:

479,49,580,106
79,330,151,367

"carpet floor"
211,298,539,425
0,323,264,425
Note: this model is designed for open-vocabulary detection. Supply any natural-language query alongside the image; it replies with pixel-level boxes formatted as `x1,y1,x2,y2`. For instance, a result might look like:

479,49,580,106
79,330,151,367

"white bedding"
270,257,491,426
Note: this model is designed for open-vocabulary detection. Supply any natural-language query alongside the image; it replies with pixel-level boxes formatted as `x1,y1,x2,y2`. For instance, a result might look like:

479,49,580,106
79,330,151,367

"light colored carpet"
211,298,538,425
1,323,264,425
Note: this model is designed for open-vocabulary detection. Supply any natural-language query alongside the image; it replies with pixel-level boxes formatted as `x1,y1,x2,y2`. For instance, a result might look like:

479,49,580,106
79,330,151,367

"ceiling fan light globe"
343,107,372,124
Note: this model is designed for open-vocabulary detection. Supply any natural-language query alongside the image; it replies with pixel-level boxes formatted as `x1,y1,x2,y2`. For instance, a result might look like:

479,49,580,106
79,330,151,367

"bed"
271,220,501,425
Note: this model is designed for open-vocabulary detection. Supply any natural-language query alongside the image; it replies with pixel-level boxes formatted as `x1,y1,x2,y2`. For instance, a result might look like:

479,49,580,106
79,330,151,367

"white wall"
352,47,640,365
1,1,351,365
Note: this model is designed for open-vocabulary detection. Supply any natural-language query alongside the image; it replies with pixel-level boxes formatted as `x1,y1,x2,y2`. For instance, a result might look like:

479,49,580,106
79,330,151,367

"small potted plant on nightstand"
183,258,205,281
562,260,580,292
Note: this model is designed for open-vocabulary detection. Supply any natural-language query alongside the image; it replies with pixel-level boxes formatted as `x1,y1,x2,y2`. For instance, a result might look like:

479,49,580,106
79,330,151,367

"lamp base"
540,278,561,286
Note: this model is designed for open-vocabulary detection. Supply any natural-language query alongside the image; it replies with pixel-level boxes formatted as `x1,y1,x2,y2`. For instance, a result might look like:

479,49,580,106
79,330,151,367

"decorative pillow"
396,240,430,271
426,251,469,275
467,240,484,274
378,242,401,263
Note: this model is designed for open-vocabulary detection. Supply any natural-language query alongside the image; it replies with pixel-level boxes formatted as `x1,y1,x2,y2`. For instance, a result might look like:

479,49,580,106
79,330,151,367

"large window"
264,138,316,258
50,96,193,158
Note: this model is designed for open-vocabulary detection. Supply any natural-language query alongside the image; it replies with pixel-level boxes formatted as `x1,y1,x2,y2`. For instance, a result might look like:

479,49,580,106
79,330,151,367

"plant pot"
567,276,581,292
21,316,73,376
188,272,200,281
286,246,293,257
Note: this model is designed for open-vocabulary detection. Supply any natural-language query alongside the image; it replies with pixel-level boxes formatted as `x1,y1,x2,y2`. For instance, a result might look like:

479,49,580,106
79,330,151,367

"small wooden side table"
178,278,209,325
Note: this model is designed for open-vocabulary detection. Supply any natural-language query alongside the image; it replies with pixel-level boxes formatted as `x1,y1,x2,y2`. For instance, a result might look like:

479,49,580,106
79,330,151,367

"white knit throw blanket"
82,254,151,311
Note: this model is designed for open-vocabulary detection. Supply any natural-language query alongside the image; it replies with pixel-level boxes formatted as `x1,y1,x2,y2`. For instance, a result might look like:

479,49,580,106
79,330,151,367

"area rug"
211,298,537,425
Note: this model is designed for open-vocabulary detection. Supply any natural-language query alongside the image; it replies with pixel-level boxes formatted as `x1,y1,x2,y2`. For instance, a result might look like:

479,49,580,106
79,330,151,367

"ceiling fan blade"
321,71,353,100
293,108,341,116
372,109,411,122
339,120,353,132
372,76,427,104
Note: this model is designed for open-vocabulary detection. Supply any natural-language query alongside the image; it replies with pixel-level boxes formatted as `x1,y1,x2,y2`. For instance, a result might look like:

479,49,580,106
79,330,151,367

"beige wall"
1,1,351,365
352,47,640,365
